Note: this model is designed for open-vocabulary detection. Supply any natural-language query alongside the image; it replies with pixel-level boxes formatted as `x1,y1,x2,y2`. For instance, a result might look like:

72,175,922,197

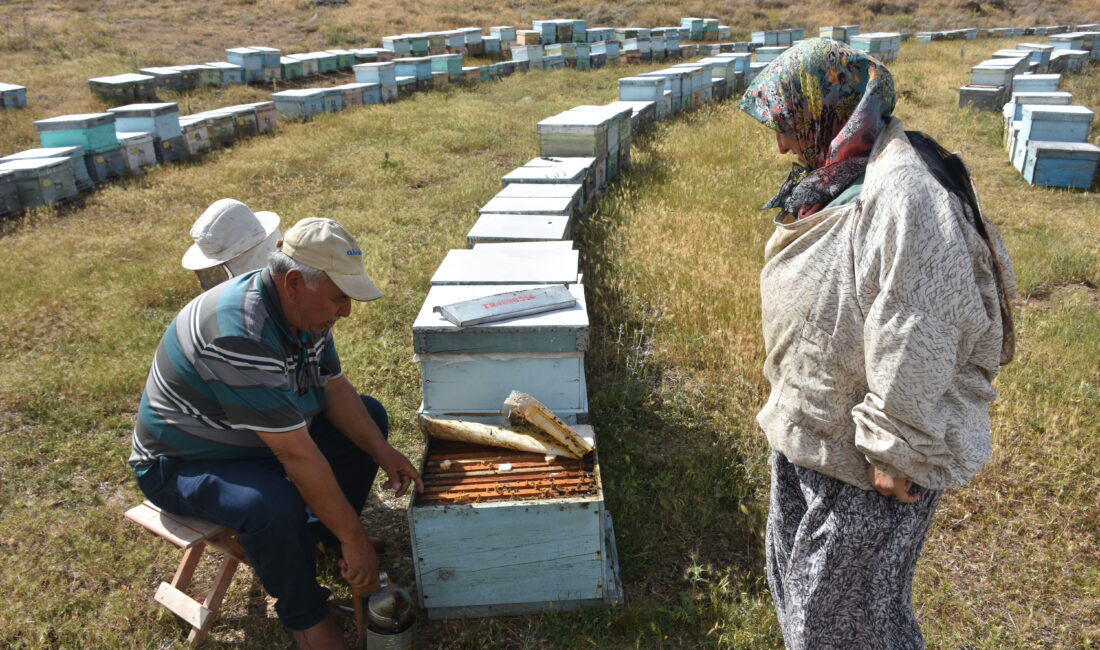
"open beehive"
408,425,622,619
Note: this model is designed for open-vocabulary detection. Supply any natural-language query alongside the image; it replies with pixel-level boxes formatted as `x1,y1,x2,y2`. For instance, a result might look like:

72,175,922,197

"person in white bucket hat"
133,216,419,648
182,198,282,290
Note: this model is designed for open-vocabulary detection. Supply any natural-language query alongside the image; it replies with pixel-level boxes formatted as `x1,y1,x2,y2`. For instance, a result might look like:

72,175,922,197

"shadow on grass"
565,130,776,645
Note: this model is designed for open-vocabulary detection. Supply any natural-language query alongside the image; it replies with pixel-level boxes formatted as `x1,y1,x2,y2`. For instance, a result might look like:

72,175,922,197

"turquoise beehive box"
280,57,304,81
108,103,182,141
35,113,119,153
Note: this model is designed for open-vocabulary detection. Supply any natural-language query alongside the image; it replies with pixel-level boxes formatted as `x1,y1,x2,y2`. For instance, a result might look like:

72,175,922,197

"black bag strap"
906,130,1016,365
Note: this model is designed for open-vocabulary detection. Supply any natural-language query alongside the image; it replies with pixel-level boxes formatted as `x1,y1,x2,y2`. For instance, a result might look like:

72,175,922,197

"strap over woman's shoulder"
905,130,1016,366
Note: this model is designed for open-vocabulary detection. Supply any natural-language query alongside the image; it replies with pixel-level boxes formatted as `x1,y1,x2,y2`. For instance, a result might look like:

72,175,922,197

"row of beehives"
79,18,731,107
404,52,753,620
0,101,276,219
960,33,1099,112
86,47,397,106
955,35,1099,189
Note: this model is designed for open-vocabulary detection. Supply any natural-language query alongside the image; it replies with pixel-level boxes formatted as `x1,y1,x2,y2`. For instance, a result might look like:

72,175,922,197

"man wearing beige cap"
131,217,421,648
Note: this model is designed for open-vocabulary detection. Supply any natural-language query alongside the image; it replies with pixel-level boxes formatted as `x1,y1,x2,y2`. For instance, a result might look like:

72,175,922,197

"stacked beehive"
849,32,902,62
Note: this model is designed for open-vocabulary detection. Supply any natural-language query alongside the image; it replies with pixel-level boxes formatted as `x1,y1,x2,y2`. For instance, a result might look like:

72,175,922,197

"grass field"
1,2,1099,648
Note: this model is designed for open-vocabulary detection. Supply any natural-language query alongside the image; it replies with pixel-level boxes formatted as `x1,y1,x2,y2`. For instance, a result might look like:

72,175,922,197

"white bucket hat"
182,199,281,270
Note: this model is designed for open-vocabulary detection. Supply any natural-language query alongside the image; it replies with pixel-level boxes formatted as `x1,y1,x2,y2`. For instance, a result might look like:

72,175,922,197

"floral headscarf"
738,38,897,218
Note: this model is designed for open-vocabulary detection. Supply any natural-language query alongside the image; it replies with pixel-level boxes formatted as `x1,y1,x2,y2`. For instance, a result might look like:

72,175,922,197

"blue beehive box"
354,61,396,87
408,429,621,618
321,87,345,113
1013,104,1094,171
35,113,119,153
205,62,245,86
0,170,20,218
192,111,235,148
0,158,81,208
217,105,260,139
483,36,501,55
108,103,182,141
1022,141,1100,188
226,47,265,83
248,46,283,67
394,57,432,81
1,146,94,191
272,89,326,121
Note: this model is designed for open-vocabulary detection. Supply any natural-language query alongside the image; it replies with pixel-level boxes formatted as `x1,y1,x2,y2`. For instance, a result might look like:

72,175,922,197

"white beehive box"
466,214,573,247
430,247,581,286
108,103,182,141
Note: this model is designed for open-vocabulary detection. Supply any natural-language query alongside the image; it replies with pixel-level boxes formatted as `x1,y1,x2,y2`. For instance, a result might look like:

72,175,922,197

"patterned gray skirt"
767,452,942,650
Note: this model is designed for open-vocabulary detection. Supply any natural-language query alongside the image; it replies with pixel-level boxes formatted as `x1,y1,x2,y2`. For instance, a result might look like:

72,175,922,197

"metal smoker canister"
362,572,415,650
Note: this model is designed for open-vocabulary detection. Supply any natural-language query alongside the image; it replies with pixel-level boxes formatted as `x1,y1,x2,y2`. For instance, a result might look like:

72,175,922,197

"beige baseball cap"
278,218,383,302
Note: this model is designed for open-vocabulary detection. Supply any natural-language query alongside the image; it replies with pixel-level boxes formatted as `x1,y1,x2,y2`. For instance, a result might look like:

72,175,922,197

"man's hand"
866,464,920,503
339,531,381,592
373,444,425,498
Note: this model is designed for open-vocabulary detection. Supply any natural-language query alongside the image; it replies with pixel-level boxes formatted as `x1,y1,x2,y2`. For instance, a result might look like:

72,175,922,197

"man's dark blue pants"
135,396,387,631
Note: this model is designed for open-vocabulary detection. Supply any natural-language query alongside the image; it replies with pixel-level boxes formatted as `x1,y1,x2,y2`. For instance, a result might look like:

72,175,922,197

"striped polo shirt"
129,268,342,474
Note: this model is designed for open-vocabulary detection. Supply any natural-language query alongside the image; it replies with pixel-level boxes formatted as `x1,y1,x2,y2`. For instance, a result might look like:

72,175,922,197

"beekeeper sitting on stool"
182,198,283,290
135,216,423,649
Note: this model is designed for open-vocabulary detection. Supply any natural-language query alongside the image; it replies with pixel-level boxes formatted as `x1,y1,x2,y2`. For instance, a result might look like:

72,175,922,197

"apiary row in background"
956,32,1100,190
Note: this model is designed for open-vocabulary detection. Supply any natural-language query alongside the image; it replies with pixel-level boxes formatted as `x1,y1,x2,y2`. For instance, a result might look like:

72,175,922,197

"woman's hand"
866,464,920,503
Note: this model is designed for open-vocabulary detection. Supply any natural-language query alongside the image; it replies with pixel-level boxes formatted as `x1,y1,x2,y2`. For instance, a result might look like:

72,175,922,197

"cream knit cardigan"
758,117,1016,490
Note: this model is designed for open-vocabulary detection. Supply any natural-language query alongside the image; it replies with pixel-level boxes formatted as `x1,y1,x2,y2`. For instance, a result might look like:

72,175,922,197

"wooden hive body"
115,132,158,173
1023,141,1100,188
272,89,326,120
178,117,212,156
0,170,20,217
0,158,80,207
1013,104,1094,170
408,431,622,618
0,147,93,191
109,103,182,141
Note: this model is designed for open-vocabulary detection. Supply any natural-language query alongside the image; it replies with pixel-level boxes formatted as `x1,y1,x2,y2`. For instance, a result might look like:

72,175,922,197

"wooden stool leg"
172,542,206,592
185,555,240,646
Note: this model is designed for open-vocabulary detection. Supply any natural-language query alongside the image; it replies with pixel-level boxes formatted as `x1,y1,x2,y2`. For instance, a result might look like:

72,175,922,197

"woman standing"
738,39,1016,649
